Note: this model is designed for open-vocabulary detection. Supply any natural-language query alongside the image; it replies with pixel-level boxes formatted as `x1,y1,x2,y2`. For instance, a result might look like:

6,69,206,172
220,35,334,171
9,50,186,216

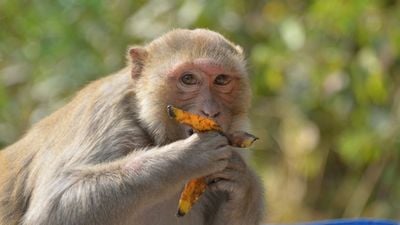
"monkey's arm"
22,142,194,225
22,132,229,225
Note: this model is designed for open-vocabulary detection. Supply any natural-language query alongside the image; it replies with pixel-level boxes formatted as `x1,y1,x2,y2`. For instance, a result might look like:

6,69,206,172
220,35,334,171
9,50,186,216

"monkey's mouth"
183,127,194,137
186,128,194,136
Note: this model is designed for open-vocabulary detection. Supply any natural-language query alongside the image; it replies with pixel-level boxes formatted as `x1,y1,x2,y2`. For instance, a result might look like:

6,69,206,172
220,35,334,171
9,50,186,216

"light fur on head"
129,29,251,144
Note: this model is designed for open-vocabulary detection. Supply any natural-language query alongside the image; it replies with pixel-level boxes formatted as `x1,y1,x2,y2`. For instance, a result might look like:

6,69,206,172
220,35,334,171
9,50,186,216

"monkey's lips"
184,128,226,137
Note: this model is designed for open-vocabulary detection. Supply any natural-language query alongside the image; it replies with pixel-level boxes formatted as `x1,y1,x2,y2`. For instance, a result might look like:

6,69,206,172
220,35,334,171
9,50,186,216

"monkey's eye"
180,73,198,85
214,74,231,86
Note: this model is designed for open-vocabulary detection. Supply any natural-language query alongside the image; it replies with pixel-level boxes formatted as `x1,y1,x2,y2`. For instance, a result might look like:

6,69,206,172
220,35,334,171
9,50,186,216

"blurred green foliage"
1,0,399,223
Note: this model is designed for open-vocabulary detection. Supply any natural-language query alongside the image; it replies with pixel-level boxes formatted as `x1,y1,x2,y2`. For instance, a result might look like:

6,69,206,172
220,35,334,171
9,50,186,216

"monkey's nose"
201,110,221,118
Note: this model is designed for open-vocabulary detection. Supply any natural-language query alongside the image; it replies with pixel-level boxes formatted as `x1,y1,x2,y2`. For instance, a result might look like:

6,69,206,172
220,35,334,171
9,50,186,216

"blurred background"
0,0,399,223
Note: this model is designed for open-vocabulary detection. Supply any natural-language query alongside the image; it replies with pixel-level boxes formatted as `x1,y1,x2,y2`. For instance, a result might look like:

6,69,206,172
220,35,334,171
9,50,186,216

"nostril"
201,110,209,117
212,112,221,118
201,110,220,118
200,110,221,118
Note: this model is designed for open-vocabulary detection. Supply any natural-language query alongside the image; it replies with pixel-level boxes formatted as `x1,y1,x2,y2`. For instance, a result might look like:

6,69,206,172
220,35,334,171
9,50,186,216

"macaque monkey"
0,29,264,225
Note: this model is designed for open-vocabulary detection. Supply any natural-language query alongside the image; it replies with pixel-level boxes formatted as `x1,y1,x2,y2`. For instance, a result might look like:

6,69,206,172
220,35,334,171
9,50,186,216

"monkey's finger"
207,159,229,174
198,132,229,148
196,130,220,138
213,146,232,161
207,179,237,193
214,153,232,162
225,160,246,172
224,152,247,172
208,179,248,201
206,169,241,183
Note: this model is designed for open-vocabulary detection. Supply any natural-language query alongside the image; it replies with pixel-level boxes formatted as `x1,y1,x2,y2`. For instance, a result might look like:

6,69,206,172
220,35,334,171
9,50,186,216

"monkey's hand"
177,132,232,180
205,150,264,225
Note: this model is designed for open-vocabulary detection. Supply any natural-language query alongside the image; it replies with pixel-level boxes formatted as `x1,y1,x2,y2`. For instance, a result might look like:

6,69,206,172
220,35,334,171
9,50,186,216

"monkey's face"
165,57,245,137
132,29,251,143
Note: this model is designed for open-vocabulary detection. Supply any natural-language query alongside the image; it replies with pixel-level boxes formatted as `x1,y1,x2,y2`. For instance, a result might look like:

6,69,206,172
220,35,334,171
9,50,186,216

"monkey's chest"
126,193,204,225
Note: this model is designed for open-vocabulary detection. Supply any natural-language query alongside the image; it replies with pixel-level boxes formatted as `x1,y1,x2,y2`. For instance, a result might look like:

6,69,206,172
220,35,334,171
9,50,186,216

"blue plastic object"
297,219,399,225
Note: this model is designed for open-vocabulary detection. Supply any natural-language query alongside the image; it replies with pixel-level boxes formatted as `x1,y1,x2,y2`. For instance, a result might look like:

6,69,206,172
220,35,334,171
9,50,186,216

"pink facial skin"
192,58,227,78
167,58,242,133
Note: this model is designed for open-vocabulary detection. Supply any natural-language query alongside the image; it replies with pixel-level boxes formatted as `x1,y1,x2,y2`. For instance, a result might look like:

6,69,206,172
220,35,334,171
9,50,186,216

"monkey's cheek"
206,170,232,184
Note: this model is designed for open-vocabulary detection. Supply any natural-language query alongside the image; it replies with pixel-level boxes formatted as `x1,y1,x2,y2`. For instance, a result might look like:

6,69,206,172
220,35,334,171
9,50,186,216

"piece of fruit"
226,131,259,148
167,105,258,217
176,177,207,217
167,105,222,132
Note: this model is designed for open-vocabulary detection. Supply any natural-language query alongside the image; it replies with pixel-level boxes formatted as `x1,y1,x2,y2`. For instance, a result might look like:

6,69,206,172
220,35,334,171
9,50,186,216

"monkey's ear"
128,46,148,79
235,45,244,55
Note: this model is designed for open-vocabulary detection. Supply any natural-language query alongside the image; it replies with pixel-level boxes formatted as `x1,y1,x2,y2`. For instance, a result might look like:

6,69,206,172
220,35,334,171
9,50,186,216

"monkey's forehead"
169,57,247,78
146,29,244,59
